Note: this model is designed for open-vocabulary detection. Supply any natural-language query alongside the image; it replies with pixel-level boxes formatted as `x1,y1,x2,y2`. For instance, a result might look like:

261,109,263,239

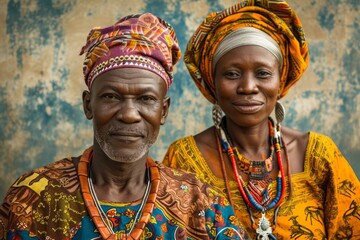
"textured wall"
0,0,359,201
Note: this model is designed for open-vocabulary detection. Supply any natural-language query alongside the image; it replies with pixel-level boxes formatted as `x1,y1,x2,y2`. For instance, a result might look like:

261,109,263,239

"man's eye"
101,94,117,99
139,96,157,103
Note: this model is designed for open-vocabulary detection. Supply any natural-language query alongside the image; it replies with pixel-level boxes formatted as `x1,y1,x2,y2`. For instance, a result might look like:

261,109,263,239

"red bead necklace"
78,147,160,240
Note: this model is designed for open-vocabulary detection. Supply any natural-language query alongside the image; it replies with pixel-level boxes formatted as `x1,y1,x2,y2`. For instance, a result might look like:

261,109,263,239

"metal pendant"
275,101,285,124
256,213,275,240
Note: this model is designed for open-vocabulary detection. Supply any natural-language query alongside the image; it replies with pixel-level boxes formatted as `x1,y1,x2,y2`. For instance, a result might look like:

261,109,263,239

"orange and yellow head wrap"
184,0,309,103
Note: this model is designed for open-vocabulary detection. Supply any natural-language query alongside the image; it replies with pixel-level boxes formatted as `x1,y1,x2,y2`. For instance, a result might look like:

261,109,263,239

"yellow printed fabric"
163,132,360,239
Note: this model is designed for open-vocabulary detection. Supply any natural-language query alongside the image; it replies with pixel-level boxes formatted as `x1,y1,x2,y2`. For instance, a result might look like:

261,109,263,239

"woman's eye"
225,71,240,79
257,70,272,78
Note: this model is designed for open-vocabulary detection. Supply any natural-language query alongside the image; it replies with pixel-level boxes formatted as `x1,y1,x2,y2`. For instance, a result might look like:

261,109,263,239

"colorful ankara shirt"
0,148,249,240
163,132,360,239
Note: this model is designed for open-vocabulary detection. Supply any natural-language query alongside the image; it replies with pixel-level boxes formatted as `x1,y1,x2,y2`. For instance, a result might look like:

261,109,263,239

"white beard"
94,127,157,163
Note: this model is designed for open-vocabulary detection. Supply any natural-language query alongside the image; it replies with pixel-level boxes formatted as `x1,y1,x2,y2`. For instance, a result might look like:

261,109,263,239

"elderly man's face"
83,67,169,163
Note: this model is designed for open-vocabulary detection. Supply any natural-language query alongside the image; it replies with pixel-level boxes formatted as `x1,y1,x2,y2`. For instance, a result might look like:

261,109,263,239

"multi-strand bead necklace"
217,118,287,240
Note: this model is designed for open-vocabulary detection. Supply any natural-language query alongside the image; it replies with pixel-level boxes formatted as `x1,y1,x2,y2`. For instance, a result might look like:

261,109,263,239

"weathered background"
0,0,359,201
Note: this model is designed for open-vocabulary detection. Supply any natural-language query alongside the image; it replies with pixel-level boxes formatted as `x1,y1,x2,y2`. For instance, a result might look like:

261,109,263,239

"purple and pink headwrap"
80,13,181,89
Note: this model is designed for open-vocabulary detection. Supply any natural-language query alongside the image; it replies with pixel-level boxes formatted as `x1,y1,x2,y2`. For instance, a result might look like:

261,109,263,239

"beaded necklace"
217,118,286,240
225,125,274,177
222,120,275,205
78,147,160,240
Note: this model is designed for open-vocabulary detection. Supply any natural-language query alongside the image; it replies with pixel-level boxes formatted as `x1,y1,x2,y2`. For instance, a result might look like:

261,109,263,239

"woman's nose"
236,73,258,94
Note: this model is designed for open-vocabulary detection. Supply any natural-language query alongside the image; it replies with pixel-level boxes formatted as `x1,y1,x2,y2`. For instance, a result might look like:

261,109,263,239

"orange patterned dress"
163,132,360,239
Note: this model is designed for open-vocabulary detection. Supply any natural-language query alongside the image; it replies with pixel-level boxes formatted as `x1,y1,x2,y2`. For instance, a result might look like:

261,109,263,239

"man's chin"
102,144,151,163
108,152,147,163
95,133,157,163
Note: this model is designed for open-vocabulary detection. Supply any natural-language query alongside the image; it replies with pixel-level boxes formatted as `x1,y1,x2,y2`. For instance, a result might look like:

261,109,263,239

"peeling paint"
317,6,335,32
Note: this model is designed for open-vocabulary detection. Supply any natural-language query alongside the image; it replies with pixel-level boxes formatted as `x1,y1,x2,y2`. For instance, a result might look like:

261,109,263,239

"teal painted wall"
0,0,359,201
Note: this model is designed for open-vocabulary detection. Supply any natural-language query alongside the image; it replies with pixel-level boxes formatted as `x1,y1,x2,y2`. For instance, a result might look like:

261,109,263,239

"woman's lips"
232,100,263,113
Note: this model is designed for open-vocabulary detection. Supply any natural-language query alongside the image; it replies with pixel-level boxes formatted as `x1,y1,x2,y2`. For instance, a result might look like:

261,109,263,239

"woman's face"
214,45,280,127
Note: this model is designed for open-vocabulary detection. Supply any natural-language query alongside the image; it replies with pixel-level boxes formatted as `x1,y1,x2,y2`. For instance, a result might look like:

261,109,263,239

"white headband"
213,27,283,72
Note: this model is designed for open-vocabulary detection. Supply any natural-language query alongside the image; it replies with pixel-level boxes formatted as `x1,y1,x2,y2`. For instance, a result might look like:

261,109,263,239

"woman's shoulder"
164,127,215,164
282,127,345,171
283,127,339,153
168,134,195,147
281,126,308,141
193,127,219,156
305,131,343,159
282,127,335,146
281,127,309,173
162,127,222,182
167,126,216,148
194,126,217,145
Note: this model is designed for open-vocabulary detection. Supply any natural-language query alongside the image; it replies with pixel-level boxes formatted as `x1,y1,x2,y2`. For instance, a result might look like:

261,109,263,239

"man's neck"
90,146,149,202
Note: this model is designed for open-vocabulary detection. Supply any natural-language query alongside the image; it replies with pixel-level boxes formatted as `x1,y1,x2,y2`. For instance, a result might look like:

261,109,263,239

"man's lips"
109,131,144,141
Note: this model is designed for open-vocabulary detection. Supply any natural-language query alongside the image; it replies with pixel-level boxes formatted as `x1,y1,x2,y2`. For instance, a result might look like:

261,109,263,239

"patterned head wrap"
184,0,309,103
80,13,181,90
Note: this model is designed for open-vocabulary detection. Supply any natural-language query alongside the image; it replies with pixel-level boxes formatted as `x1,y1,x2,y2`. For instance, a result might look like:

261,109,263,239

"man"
0,13,249,239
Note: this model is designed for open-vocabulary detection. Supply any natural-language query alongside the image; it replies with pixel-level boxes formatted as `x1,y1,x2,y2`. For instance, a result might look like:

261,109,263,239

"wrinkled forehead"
91,67,168,96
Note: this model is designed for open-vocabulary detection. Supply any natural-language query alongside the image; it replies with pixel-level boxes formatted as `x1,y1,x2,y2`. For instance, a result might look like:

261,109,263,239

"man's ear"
160,96,170,125
82,90,93,120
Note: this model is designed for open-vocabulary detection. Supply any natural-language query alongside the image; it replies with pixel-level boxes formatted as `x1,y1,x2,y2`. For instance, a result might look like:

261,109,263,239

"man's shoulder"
20,157,75,182
156,162,221,201
157,162,202,183
0,157,85,240
154,162,245,238
4,157,78,199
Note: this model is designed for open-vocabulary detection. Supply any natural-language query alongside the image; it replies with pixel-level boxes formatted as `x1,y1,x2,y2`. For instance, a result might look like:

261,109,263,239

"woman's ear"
82,90,93,120
160,96,170,125
277,88,281,100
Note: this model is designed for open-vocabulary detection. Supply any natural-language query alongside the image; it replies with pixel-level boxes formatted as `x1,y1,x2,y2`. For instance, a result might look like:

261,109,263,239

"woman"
163,1,360,239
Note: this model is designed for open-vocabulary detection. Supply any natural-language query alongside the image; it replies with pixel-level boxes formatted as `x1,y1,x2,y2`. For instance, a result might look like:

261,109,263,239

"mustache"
107,126,145,136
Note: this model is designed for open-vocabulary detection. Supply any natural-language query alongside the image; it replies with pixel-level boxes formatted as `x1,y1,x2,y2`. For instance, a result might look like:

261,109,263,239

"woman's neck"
225,118,270,159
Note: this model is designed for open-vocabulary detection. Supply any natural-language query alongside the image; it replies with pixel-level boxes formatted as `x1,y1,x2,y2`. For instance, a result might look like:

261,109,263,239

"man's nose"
116,99,142,123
